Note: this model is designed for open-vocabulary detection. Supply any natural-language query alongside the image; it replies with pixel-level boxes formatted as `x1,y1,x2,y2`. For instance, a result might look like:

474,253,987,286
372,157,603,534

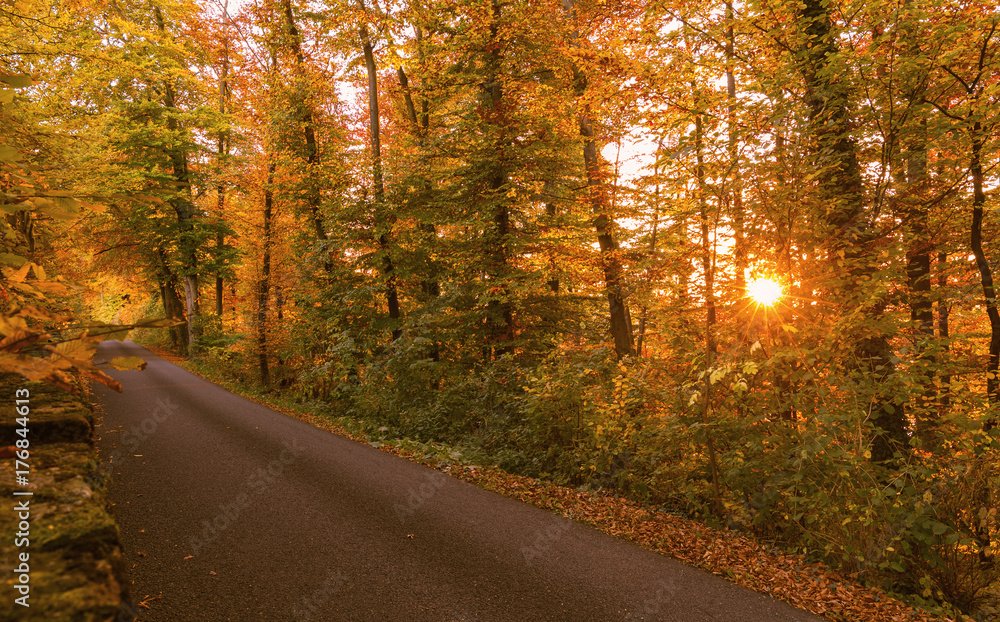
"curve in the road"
93,340,824,622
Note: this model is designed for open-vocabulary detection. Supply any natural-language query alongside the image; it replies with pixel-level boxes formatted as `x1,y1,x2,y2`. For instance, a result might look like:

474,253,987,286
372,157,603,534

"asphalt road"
92,340,824,622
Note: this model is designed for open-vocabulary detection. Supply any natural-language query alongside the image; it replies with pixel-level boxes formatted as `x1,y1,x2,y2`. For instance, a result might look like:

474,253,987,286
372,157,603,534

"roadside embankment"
0,374,128,621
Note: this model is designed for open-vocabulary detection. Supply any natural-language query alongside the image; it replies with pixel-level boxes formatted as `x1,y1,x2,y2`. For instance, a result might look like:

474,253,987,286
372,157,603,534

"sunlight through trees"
3,0,1000,614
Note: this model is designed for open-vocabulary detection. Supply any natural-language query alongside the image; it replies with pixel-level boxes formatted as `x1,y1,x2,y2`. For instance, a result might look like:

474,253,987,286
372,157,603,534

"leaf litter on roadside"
168,352,971,622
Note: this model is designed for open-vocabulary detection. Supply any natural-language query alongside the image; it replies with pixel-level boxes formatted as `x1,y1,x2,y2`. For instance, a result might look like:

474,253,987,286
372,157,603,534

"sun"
747,277,783,306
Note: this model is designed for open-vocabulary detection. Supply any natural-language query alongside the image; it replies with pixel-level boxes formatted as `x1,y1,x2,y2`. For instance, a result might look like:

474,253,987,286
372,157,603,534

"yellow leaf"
109,356,147,371
48,338,97,362
0,316,29,335
8,262,31,283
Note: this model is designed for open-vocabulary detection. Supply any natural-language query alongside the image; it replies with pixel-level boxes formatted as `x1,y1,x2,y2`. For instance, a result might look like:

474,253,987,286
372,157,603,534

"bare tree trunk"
970,123,1000,418
156,248,188,349
970,125,997,568
183,275,198,353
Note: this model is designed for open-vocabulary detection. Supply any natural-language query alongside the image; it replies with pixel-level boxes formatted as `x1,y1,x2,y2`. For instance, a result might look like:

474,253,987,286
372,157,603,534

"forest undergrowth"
143,337,1000,622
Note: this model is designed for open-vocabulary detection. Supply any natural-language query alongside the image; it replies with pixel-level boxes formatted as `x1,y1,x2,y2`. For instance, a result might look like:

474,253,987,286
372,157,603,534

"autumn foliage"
4,0,1000,616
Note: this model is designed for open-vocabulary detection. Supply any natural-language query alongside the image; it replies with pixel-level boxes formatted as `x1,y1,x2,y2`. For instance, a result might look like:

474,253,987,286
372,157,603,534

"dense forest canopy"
3,0,1000,614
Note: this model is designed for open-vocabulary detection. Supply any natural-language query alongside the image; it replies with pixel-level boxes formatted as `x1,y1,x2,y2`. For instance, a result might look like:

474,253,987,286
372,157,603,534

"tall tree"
563,0,635,359
153,3,202,354
796,0,908,462
357,0,402,340
281,0,330,260
215,0,232,318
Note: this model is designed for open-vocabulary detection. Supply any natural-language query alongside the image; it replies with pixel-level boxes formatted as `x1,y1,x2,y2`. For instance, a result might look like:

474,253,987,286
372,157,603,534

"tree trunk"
696,103,723,516
637,139,663,359
725,0,745,297
563,0,634,359
938,252,951,415
358,0,402,341
156,248,188,349
282,0,330,265
481,0,515,358
970,122,1000,419
154,4,200,355
399,58,441,363
970,126,997,569
183,274,198,354
905,115,936,445
216,231,224,317
258,162,275,386
398,60,441,302
693,92,716,359
679,34,725,514
798,0,907,463
216,10,229,318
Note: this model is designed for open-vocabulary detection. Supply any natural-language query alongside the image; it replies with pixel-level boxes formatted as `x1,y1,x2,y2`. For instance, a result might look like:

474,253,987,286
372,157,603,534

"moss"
0,549,124,621
0,374,127,620
0,375,95,446
37,502,119,556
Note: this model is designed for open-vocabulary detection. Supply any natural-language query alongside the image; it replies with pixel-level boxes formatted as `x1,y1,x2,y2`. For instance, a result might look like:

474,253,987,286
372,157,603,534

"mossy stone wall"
0,375,129,621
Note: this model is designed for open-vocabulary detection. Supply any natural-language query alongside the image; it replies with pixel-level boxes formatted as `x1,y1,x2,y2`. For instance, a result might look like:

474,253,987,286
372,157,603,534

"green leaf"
0,89,13,104
109,356,147,371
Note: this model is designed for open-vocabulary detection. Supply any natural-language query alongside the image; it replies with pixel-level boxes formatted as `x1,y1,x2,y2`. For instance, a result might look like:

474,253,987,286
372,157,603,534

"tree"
563,0,635,359
357,0,402,340
795,0,908,463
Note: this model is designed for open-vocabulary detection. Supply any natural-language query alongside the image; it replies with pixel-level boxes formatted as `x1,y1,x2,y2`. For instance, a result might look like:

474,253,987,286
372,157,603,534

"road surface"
92,340,823,622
